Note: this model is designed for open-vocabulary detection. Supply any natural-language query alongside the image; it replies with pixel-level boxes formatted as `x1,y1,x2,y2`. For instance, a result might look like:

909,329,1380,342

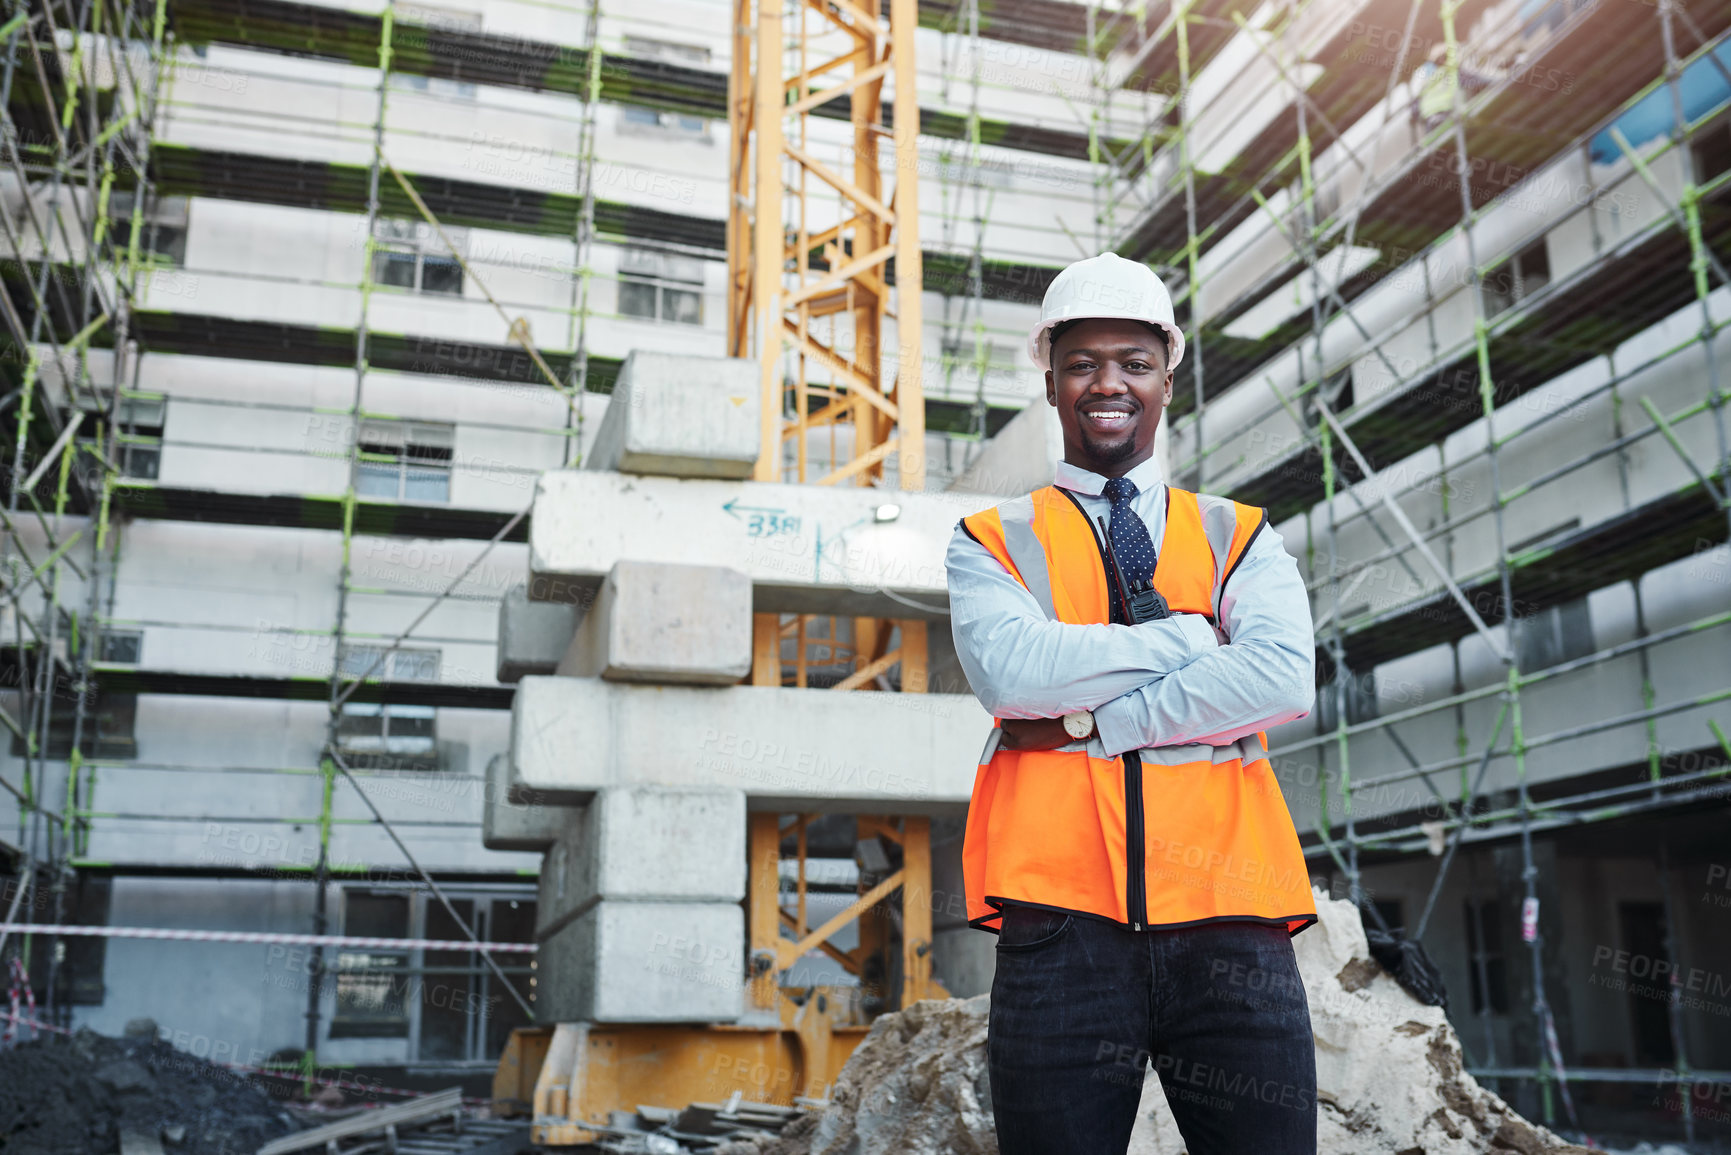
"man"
945,252,1319,1155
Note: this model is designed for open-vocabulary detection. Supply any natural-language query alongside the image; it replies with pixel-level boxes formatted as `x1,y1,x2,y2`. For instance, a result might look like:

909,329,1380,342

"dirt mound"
714,996,993,1155
1129,889,1592,1154
722,888,1591,1155
0,1027,298,1155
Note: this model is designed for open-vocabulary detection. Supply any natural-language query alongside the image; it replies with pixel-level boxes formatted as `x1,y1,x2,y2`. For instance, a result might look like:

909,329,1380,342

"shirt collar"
1053,453,1165,498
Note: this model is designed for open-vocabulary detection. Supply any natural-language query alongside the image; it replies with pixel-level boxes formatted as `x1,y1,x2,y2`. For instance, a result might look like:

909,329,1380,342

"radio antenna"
1097,515,1136,625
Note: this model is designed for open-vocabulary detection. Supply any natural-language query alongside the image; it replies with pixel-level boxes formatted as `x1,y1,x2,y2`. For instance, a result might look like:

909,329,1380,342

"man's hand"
997,717,1076,751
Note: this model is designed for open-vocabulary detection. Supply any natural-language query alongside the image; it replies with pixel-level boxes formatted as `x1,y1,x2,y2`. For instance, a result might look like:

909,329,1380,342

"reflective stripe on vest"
960,483,1316,938
998,494,1056,621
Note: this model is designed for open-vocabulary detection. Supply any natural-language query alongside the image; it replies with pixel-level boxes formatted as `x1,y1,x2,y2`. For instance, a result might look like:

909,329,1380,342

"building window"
388,5,481,99
113,396,166,480
10,692,137,760
618,247,703,325
391,72,477,102
624,36,711,67
337,645,440,770
1482,239,1550,317
617,103,710,141
372,219,465,297
615,41,712,141
419,895,538,1062
98,630,143,664
336,704,438,770
107,192,189,266
69,396,164,490
1463,899,1510,1015
354,419,454,502
333,891,411,1038
1512,596,1593,673
339,644,441,683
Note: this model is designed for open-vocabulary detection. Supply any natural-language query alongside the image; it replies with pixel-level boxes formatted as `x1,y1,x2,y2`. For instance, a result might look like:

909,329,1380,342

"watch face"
1065,713,1090,739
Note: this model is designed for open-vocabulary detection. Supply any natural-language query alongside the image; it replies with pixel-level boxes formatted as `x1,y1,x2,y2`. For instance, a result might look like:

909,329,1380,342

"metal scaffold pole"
1435,1,1569,1125
562,0,604,467
311,0,397,1073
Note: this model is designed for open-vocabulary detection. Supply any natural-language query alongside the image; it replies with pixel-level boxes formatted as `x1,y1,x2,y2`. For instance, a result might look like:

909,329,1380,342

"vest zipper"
1125,749,1148,930
1058,486,1154,931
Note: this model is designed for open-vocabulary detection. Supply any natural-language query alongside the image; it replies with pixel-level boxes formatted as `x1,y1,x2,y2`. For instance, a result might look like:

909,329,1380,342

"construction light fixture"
874,503,902,523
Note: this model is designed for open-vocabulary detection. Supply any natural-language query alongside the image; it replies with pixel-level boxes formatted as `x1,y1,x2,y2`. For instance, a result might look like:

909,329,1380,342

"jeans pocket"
997,907,1074,952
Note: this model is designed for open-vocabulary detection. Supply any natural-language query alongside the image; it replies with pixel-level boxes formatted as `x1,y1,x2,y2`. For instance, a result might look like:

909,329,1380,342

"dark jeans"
987,906,1316,1155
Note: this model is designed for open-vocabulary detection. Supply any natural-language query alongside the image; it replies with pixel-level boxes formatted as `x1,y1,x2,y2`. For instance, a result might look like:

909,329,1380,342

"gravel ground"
0,1026,299,1155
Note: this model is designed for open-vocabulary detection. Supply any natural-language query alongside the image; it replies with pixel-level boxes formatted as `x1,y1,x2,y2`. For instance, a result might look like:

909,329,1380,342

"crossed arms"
945,521,1316,757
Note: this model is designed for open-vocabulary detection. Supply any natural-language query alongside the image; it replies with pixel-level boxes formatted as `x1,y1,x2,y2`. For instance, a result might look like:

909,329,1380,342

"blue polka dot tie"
1103,477,1157,623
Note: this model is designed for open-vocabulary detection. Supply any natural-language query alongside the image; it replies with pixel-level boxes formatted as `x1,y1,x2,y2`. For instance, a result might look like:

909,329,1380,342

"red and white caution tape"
0,924,537,953
4,958,38,1045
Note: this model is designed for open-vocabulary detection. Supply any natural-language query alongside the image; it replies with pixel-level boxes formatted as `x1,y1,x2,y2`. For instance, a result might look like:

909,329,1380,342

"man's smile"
1079,401,1138,435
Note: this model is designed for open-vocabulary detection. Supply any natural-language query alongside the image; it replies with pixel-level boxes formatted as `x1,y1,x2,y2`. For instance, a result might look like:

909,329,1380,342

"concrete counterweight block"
510,677,986,812
496,584,582,682
533,788,748,1023
537,786,746,937
556,559,752,685
529,470,985,621
537,901,746,1023
481,753,573,852
584,351,760,479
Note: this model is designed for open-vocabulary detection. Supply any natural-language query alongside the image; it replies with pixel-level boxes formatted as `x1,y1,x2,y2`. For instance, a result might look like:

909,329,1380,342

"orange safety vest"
960,484,1317,937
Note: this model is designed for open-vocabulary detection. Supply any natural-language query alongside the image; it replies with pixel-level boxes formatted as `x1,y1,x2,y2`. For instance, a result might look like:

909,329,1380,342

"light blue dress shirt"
946,453,1316,758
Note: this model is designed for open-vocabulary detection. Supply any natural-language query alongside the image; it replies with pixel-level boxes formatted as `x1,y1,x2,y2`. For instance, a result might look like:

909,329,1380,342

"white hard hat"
1027,252,1186,373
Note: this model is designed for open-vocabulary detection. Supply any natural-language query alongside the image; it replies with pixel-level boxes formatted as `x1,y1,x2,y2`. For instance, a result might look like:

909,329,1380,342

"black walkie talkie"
1097,515,1171,624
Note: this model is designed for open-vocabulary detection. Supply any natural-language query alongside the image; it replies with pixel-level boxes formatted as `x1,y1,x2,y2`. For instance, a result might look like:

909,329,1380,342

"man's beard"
1078,415,1140,465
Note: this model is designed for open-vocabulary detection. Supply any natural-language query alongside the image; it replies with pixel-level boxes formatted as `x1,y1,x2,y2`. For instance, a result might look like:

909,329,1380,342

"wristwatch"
1062,710,1095,740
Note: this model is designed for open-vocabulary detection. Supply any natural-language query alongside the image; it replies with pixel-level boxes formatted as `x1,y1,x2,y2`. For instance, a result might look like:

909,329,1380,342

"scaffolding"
0,0,625,1066
0,0,168,1029
1088,0,1731,1138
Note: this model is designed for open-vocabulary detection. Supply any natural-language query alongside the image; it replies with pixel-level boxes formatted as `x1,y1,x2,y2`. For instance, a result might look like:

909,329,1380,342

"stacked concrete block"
557,560,751,684
536,787,746,1022
529,470,986,620
509,676,987,813
584,351,760,479
480,753,571,852
495,585,582,682
508,351,996,1024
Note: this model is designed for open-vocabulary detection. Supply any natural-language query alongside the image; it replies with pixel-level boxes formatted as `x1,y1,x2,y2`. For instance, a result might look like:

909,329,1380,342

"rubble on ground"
721,888,1593,1155
0,1022,298,1155
712,996,993,1155
1129,889,1592,1155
